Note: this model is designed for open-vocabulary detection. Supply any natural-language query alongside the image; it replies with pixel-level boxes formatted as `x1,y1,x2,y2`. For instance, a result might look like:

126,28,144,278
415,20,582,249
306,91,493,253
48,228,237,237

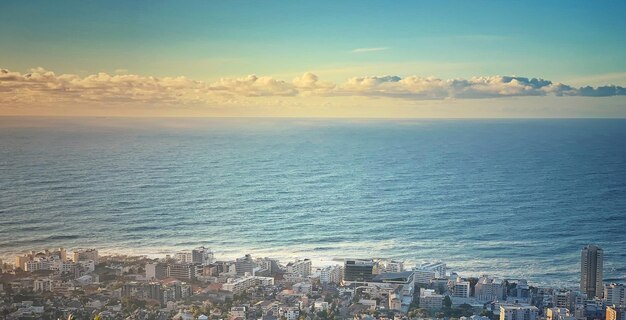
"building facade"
286,259,312,277
581,245,603,299
606,283,626,307
499,305,539,320
343,259,375,283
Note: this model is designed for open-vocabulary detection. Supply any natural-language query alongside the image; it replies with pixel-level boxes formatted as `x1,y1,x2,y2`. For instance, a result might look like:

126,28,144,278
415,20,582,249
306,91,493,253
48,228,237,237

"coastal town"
0,245,623,320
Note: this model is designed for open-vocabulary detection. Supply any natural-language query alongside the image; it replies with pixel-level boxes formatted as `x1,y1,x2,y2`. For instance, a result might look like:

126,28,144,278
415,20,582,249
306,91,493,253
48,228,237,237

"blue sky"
0,1,625,117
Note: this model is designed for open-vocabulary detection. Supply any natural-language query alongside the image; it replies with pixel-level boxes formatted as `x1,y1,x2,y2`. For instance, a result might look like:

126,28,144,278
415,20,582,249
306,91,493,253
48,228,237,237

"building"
146,262,168,280
222,276,275,294
167,263,195,281
475,275,505,302
280,306,299,320
229,307,246,319
499,305,539,320
235,254,256,276
607,306,626,320
192,247,214,265
384,260,404,273
343,259,375,283
576,298,606,320
293,282,312,295
34,279,53,292
420,288,444,309
546,308,575,320
15,248,67,269
452,277,471,298
256,257,281,276
15,255,31,270
512,279,531,302
72,248,98,264
417,262,447,278
320,265,343,284
162,281,191,302
581,245,603,299
414,262,447,285
286,259,312,277
175,251,194,264
606,283,626,307
553,290,577,311
414,269,436,285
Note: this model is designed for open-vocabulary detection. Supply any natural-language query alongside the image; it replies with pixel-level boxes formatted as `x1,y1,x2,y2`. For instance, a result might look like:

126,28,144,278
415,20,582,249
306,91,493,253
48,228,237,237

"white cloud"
0,67,624,110
208,74,297,97
352,47,389,53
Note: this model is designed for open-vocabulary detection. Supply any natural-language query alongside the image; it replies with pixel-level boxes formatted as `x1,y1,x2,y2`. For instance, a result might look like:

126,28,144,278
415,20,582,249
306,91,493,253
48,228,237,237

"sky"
1,1,625,118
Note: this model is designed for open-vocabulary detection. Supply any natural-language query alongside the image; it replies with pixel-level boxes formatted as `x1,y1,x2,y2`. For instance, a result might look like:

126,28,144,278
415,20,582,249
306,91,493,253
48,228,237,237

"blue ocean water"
1,117,625,287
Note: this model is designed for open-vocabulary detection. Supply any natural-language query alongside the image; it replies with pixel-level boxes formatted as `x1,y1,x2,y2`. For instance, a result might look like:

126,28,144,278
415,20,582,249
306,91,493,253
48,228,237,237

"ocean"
1,117,625,287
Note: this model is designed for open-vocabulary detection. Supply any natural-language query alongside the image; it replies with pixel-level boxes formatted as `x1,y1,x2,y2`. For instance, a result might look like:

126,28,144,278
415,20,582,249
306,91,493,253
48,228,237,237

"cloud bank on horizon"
2,67,625,110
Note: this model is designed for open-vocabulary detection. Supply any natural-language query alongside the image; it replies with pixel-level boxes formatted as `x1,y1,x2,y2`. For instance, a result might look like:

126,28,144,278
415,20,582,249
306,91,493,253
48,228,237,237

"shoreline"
4,245,586,290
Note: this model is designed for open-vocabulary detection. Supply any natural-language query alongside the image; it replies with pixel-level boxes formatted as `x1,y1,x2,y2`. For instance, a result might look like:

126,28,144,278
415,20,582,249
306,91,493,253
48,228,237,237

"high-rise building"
581,245,603,299
343,259,375,283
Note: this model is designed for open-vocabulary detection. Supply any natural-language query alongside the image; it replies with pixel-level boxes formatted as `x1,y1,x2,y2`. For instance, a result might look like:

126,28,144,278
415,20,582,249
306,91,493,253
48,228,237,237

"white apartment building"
222,276,275,294
414,268,436,285
416,262,447,278
420,288,445,309
475,275,505,302
384,260,404,273
452,278,471,298
499,305,539,320
175,251,194,264
320,265,343,284
286,259,312,277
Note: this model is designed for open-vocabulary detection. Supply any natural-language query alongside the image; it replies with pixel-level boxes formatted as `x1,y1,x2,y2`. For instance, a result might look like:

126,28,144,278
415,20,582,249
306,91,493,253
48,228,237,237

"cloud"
352,47,389,53
208,74,297,97
578,85,626,97
1,67,625,110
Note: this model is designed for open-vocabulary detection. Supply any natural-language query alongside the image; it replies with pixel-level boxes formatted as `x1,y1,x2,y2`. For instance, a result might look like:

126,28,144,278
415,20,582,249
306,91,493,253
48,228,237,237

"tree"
443,295,452,309
458,303,474,317
481,309,496,320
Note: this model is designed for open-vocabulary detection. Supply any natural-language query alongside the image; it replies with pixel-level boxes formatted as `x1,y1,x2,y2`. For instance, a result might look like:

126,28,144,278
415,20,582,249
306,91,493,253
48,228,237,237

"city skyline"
1,2,625,319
